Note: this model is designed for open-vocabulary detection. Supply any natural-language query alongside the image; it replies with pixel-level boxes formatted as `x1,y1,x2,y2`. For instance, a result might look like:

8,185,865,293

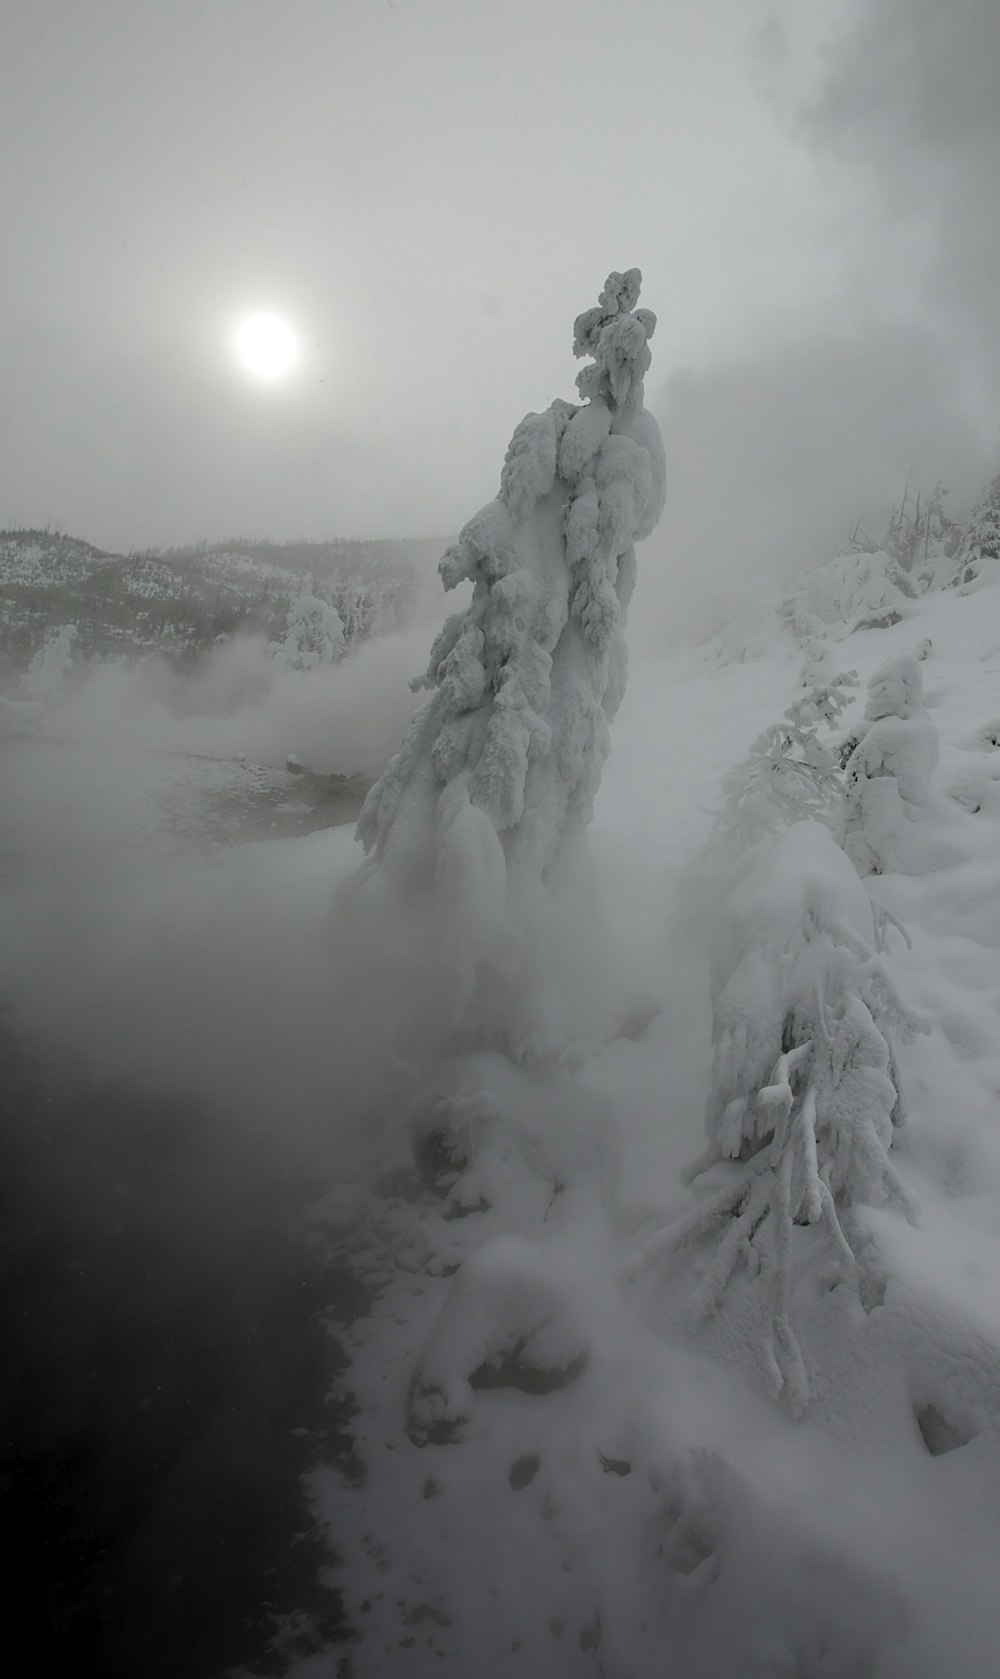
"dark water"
0,1021,359,1678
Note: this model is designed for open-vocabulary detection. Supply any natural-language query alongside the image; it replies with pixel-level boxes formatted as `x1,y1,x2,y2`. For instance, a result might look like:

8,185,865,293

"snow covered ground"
312,571,1000,1679
6,562,1000,1677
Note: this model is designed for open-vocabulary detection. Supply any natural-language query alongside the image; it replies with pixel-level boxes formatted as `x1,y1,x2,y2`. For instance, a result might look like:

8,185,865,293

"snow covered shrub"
788,550,917,636
633,821,924,1413
270,591,345,670
24,622,77,704
709,670,857,859
355,270,666,1059
841,652,940,876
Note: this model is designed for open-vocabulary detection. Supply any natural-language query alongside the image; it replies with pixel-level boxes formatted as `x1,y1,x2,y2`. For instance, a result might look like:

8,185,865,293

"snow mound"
408,1235,589,1445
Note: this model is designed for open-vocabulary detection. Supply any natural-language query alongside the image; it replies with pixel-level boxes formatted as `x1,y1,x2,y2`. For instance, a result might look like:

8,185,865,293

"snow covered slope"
315,561,1000,1679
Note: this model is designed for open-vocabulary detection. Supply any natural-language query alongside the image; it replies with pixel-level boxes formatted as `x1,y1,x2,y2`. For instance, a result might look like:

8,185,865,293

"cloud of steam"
0,596,474,1170
46,630,426,780
801,0,1000,417
0,695,440,1672
622,0,1000,654
635,319,991,647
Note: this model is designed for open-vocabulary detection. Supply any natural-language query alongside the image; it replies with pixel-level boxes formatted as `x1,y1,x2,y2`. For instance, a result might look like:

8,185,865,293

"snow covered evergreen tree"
951,466,1000,588
270,591,345,671
632,821,924,1413
841,652,939,876
634,659,930,1414
355,270,666,1059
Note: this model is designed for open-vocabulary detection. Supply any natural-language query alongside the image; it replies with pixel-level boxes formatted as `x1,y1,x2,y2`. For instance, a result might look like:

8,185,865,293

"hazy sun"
236,312,299,379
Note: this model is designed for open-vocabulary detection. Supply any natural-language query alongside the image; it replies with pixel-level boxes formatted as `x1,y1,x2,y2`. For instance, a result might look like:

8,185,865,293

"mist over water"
0,1017,354,1679
0,643,439,1675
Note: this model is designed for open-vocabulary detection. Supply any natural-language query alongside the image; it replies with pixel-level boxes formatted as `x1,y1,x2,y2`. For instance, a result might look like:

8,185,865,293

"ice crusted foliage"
709,669,858,860
633,822,925,1413
270,591,345,670
356,270,665,1058
842,653,940,876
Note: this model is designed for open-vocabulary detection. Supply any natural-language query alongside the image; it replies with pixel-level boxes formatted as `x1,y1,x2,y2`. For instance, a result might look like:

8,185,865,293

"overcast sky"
2,0,998,576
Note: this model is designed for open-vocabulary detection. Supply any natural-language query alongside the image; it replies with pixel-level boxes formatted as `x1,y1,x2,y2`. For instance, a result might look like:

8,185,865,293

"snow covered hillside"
0,528,435,670
310,558,1000,1679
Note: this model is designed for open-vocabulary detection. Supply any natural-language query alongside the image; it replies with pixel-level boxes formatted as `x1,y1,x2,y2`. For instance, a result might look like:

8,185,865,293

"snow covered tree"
883,477,956,577
270,591,345,671
631,820,925,1413
24,622,77,705
328,577,379,649
354,270,666,1059
632,660,930,1414
950,466,1000,588
328,565,416,648
841,652,939,876
709,670,857,861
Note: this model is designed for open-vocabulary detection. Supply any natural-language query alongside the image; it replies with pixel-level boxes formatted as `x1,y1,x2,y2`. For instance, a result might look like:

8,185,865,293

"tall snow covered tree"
355,270,666,1059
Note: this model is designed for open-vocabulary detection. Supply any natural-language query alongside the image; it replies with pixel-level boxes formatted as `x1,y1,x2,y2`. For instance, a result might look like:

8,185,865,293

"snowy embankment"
315,572,1000,1679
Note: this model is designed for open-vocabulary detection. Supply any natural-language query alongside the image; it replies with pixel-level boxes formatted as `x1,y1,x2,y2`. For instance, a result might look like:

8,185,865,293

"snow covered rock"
407,1234,589,1445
